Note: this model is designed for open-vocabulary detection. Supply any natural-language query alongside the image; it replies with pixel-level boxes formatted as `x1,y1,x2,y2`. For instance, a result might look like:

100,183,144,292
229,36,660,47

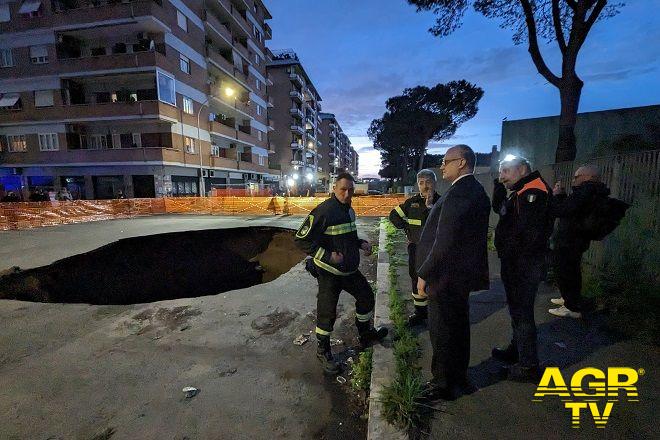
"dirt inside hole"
0,227,305,305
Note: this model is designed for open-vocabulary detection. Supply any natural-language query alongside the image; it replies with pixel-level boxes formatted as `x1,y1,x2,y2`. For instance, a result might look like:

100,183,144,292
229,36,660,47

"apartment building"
0,0,276,199
318,112,358,188
266,49,323,194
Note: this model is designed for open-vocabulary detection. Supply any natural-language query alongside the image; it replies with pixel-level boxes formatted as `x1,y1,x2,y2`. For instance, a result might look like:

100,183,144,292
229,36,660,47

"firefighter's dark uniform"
295,194,384,373
389,192,440,320
492,171,553,373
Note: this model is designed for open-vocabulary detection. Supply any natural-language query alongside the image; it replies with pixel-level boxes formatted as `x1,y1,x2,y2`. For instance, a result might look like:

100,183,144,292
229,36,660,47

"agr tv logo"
533,367,644,428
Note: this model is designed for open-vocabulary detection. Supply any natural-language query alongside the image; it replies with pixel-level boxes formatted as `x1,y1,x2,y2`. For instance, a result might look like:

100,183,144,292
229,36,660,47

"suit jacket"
416,174,491,293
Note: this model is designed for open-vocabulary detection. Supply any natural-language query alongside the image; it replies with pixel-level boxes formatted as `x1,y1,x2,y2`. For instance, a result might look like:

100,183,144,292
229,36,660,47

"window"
7,135,27,152
176,10,188,32
258,155,265,166
38,133,59,151
19,0,43,18
132,133,142,147
88,134,107,150
0,49,12,67
255,78,261,91
29,45,49,64
157,71,176,106
0,4,10,22
211,145,220,157
256,130,263,141
182,96,194,114
184,136,195,153
34,90,54,107
179,54,190,74
254,53,260,66
256,104,263,116
0,93,21,110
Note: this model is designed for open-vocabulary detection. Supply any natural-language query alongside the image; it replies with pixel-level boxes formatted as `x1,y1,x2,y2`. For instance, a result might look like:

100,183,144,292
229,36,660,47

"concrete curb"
367,219,407,440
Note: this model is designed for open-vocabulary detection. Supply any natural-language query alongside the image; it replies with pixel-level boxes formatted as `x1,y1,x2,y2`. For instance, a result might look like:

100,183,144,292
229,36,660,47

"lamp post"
196,96,210,197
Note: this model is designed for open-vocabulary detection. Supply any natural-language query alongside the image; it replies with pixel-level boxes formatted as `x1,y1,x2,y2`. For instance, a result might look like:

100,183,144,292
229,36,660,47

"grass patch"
379,218,425,431
351,347,374,391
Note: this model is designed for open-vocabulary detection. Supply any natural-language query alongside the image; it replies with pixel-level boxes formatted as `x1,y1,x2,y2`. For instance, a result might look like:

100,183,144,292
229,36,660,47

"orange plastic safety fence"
0,195,407,231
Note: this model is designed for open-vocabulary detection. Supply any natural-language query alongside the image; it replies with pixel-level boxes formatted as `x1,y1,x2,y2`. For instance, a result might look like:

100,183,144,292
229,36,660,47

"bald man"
549,165,611,318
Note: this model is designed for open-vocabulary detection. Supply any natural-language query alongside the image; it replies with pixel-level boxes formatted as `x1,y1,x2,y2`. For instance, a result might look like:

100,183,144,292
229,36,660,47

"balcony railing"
289,72,303,86
290,141,303,149
289,90,303,102
290,108,303,118
290,125,305,135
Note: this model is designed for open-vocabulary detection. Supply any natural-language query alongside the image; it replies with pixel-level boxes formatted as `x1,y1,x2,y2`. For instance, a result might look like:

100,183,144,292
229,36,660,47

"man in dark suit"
416,144,491,400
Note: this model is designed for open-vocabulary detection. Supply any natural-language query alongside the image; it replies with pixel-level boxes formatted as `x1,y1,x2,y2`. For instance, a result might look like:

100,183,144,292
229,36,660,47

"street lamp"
196,96,211,197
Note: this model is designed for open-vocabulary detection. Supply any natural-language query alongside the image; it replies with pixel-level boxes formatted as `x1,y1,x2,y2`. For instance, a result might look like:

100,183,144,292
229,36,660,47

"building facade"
0,0,277,199
318,112,358,189
266,50,323,194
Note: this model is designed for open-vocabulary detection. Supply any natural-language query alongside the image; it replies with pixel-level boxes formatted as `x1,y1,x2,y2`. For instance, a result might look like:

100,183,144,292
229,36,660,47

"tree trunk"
417,139,429,172
555,77,583,163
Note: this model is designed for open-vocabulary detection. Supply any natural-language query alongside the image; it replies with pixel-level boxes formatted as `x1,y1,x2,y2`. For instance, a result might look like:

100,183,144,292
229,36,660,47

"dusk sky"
268,1,660,177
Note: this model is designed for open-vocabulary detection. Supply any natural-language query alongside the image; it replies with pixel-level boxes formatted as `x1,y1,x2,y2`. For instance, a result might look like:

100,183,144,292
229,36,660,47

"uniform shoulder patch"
296,214,314,238
410,202,420,208
527,194,537,203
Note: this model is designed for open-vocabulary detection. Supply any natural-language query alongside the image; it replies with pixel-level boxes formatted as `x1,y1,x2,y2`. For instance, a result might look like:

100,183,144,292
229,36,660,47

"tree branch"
585,0,607,31
552,0,567,54
520,0,562,86
566,0,578,11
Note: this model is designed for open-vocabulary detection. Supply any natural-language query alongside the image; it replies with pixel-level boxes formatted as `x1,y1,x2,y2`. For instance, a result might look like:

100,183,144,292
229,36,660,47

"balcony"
289,90,303,102
289,72,303,87
267,118,275,130
290,107,304,118
204,11,234,47
267,95,274,107
264,22,273,40
290,141,303,150
266,73,274,86
57,50,166,76
290,125,305,135
0,100,177,124
2,0,166,33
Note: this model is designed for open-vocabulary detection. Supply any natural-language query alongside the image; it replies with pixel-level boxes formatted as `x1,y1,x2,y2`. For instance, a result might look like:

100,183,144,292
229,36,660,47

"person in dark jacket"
389,169,440,327
548,165,610,318
491,155,554,382
416,145,491,401
295,172,387,374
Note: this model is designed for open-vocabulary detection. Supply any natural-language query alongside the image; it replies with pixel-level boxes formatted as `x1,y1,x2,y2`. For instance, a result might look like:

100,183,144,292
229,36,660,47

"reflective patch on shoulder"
296,214,314,238
410,203,420,208
527,194,537,203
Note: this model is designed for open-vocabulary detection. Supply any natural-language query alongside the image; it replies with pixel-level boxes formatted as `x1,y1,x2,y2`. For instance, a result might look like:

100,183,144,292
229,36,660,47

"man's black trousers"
500,254,543,367
315,269,375,335
427,281,470,387
555,247,583,312
408,243,428,311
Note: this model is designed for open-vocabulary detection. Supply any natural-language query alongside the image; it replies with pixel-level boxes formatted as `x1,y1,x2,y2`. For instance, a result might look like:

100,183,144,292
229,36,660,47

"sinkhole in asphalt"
0,227,306,305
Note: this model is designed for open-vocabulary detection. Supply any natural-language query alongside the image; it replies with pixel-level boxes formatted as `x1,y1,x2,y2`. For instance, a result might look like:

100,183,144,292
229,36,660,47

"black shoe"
492,345,518,363
316,348,341,375
421,383,463,402
406,312,427,328
358,326,388,349
506,363,541,383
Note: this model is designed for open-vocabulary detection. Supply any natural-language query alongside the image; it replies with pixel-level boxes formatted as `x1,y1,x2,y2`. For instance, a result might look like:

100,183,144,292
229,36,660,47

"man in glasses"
416,145,491,401
491,155,554,382
388,169,441,327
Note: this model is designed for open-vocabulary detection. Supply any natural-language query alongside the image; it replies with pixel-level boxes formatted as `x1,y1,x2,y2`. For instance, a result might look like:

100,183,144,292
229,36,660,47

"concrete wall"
501,105,660,168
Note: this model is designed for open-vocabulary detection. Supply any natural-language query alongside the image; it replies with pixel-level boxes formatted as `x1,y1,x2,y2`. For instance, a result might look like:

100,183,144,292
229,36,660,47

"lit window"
183,96,194,114
157,71,176,106
34,90,54,107
180,54,191,74
184,136,195,153
29,45,49,64
0,49,13,67
7,135,27,152
176,10,188,32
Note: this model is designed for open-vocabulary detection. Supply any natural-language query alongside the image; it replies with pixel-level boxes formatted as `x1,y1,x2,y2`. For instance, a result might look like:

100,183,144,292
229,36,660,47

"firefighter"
491,155,554,382
295,172,387,374
388,169,440,327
